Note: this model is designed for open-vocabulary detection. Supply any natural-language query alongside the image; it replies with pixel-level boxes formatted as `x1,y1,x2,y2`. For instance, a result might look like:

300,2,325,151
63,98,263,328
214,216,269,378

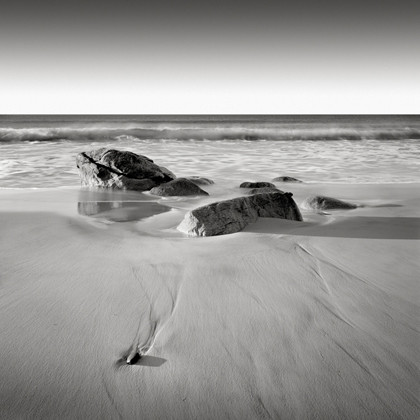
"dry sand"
0,183,419,419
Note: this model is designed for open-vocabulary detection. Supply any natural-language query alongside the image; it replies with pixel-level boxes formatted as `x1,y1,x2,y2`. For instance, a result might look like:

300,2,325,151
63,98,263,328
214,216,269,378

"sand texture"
0,183,419,419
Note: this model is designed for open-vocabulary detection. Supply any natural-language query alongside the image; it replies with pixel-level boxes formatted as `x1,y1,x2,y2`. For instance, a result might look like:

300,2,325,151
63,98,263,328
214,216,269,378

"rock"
251,192,302,219
76,148,176,191
126,348,141,365
302,195,357,210
186,176,215,186
149,178,209,197
177,191,302,236
248,187,284,195
240,181,276,188
272,176,302,183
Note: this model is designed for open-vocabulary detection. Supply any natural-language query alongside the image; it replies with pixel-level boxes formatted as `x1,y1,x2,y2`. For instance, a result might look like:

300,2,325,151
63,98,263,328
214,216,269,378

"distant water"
1,115,419,188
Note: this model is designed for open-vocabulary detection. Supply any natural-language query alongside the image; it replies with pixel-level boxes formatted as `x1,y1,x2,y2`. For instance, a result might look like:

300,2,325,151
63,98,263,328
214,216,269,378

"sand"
0,183,419,419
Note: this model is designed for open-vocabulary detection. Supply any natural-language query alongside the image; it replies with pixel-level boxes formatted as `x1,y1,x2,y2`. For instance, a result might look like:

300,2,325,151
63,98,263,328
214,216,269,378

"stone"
177,191,303,236
302,195,357,210
149,178,209,197
248,187,283,195
126,348,141,365
240,181,276,188
272,176,302,183
186,176,215,186
76,148,176,191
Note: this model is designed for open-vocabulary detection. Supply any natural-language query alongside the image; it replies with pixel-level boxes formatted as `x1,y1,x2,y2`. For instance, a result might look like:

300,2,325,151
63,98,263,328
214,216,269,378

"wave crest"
1,125,420,143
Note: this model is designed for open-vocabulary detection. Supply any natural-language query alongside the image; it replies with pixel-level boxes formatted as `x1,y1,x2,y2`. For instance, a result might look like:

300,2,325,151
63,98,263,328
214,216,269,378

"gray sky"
1,0,419,113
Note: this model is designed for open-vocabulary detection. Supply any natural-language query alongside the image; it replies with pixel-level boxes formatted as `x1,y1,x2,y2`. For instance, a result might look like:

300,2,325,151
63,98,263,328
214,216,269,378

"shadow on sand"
137,355,167,367
115,355,167,369
246,216,420,240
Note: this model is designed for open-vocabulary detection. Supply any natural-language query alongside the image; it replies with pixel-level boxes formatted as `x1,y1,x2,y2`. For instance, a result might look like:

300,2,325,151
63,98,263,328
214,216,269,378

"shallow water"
1,115,419,188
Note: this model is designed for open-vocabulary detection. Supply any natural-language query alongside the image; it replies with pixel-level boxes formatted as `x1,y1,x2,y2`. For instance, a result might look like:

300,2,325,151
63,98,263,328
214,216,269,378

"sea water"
1,115,419,189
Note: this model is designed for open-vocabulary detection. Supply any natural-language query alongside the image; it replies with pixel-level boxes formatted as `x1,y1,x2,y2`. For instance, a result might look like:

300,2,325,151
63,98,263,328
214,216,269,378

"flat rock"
149,178,209,197
76,148,176,191
178,191,302,236
272,176,302,183
248,187,284,195
302,195,357,210
240,181,276,188
186,176,215,186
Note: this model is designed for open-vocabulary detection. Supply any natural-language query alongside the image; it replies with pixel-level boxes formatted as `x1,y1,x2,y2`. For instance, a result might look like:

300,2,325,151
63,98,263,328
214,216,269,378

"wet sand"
0,183,419,419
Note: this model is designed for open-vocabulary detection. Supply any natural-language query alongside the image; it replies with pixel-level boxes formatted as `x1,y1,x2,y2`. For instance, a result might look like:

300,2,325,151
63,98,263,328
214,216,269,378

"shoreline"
1,183,419,418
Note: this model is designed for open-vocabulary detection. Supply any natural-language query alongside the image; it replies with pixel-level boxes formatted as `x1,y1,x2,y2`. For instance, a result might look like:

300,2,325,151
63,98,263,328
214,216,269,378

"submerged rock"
76,148,176,191
186,176,215,186
178,191,302,236
149,178,209,197
272,176,302,183
302,195,357,210
248,187,283,195
240,181,276,189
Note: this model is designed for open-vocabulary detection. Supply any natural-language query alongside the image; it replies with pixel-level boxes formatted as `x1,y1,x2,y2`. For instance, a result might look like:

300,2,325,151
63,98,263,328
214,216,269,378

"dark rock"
240,181,276,188
126,349,141,365
186,176,215,186
178,191,302,236
76,148,176,191
149,178,209,197
302,195,357,210
248,187,284,195
272,176,302,183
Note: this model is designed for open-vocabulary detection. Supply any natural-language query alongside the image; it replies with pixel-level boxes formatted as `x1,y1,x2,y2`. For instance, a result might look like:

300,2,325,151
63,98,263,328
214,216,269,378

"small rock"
302,195,357,210
240,181,276,189
126,350,141,365
248,187,283,195
149,178,209,197
272,176,302,183
186,176,215,186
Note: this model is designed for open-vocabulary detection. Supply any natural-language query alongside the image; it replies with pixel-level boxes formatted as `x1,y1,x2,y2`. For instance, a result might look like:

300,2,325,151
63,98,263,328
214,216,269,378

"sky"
0,0,419,114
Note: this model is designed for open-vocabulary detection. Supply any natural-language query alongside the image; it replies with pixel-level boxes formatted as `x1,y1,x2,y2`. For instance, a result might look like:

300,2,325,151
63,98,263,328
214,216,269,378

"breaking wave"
1,125,420,143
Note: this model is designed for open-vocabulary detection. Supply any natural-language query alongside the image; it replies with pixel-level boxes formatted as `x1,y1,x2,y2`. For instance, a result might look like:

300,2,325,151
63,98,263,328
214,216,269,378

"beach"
0,115,419,418
1,180,419,419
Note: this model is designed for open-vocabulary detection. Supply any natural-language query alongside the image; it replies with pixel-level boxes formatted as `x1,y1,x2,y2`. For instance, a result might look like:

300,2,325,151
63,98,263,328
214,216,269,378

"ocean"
1,115,419,188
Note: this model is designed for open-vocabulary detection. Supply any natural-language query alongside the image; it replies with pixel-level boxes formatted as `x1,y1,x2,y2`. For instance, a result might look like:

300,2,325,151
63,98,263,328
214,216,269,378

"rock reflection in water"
78,190,171,222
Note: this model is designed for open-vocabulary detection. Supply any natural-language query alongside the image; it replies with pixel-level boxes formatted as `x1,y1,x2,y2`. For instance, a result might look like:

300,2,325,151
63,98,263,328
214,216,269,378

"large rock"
149,178,209,197
240,181,276,188
302,195,357,210
178,191,302,236
76,148,176,191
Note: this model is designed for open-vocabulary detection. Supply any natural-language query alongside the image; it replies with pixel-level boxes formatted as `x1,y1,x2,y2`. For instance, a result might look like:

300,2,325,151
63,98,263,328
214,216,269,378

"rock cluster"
177,191,302,236
76,148,306,236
